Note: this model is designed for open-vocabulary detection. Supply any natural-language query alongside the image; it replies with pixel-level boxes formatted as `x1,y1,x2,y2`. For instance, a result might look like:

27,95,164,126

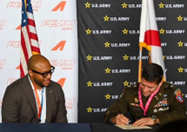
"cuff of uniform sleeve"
156,114,170,125
104,112,117,123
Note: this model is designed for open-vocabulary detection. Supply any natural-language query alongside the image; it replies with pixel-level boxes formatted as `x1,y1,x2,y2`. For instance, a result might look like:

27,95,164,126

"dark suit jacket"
2,75,68,123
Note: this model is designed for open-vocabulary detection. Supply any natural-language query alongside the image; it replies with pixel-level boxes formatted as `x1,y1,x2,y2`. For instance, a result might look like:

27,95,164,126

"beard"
33,77,47,88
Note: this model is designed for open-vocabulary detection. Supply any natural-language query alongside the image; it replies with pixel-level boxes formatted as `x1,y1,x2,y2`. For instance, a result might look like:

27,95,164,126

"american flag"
21,0,40,77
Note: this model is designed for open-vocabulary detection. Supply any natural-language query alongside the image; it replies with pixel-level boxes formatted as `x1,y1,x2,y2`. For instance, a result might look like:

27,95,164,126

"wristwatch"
151,115,157,124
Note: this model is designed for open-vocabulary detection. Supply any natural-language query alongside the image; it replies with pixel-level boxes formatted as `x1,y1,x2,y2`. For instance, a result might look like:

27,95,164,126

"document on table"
115,124,152,130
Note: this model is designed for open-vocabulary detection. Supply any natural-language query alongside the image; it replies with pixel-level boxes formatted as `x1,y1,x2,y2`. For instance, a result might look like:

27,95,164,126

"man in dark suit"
2,55,68,123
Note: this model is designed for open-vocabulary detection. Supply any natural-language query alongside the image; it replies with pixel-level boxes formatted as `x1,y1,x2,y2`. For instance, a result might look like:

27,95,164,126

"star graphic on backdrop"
158,2,164,8
104,41,111,47
121,2,128,8
177,15,183,21
103,15,110,21
86,54,92,61
123,81,129,86
87,81,93,87
123,54,129,60
159,28,165,34
85,28,92,34
85,2,91,8
163,55,166,60
87,107,93,113
105,94,111,100
178,41,184,47
178,67,184,73
122,28,128,34
105,68,111,74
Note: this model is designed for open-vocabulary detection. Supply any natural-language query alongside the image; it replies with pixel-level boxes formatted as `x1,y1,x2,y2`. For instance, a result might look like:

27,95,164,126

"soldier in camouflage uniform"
104,63,187,126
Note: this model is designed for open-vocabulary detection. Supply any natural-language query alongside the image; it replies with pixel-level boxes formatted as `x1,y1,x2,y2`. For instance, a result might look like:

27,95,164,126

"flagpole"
138,45,143,82
138,0,146,83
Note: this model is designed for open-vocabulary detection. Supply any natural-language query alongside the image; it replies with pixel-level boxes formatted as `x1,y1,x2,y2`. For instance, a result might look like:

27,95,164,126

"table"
90,123,160,132
0,123,161,132
0,123,91,132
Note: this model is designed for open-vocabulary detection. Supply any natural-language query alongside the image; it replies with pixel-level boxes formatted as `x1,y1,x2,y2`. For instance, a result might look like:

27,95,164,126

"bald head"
28,54,50,70
28,55,53,89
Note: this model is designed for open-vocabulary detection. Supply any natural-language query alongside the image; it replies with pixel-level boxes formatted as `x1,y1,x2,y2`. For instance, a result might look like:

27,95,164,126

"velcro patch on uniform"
176,95,184,103
174,88,181,95
174,88,184,103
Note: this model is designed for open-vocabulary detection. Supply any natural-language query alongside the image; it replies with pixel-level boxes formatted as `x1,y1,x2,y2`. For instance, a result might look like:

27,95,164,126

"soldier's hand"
111,114,129,125
133,117,154,126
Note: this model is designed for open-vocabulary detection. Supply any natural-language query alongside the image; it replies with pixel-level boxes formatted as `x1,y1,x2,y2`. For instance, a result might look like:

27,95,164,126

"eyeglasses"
30,65,55,78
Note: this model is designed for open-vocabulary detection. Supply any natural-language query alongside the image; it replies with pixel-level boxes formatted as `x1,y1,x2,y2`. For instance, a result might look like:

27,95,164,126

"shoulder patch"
176,96,184,103
174,88,182,95
174,88,184,103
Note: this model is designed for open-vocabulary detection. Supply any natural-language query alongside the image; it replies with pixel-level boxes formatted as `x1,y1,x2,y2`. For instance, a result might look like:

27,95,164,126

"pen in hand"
127,120,131,124
121,114,131,124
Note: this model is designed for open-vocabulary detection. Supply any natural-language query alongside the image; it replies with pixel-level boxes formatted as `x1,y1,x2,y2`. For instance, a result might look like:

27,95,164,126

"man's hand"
111,114,129,125
133,117,154,126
